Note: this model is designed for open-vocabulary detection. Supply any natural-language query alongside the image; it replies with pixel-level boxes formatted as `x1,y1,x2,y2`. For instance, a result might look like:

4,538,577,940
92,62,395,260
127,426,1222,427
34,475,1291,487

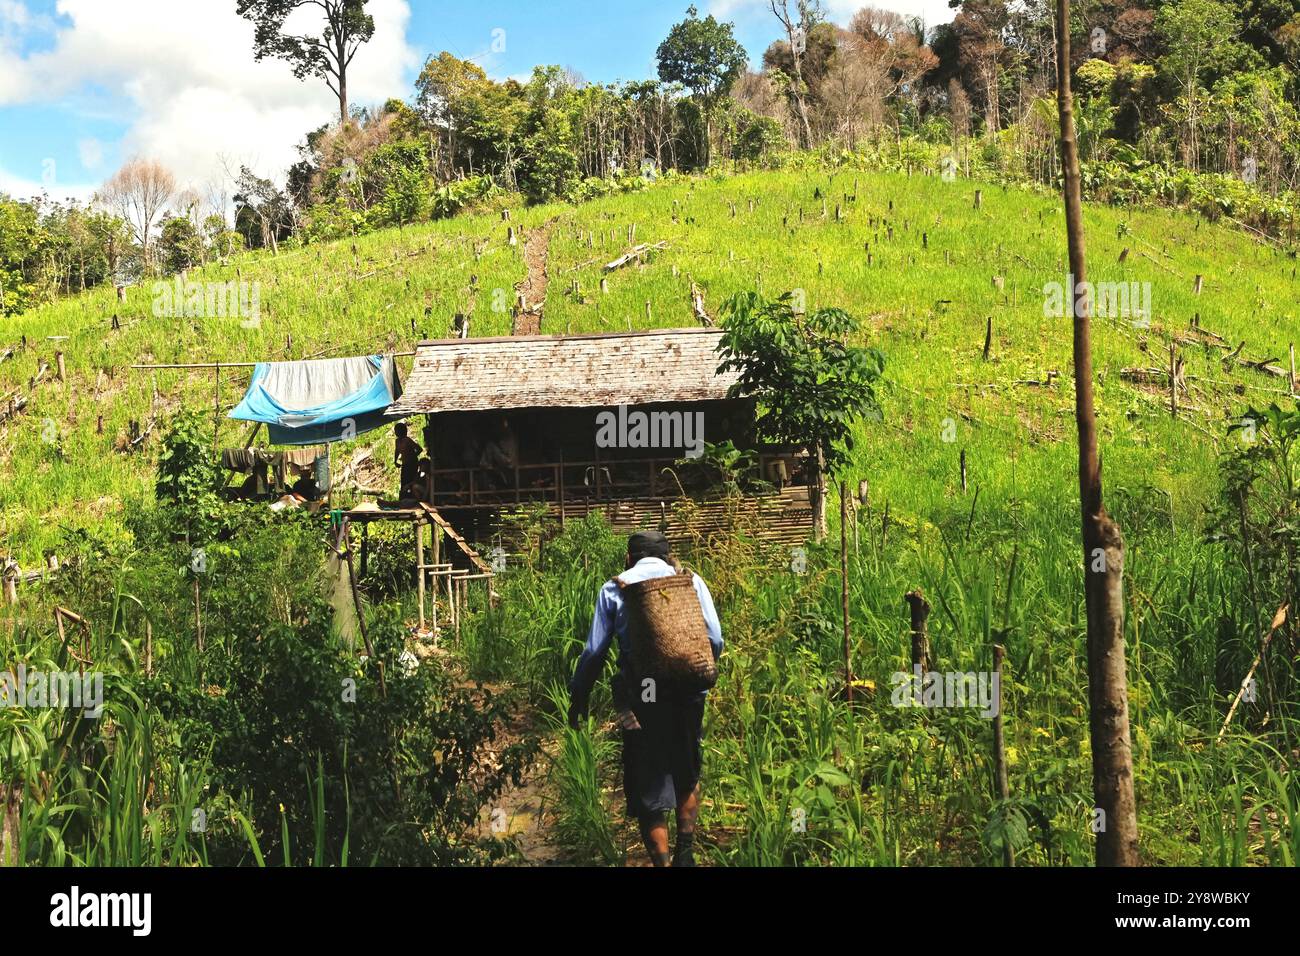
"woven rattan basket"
616,568,717,692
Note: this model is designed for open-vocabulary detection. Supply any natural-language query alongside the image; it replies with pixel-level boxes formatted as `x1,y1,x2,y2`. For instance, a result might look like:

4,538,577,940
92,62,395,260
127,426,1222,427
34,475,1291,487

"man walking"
568,531,723,867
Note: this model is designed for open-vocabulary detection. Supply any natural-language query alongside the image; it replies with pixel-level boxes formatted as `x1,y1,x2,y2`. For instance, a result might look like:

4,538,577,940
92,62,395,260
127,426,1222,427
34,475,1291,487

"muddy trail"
476,700,713,867
462,682,708,865
511,222,554,336
471,698,575,865
469,692,646,866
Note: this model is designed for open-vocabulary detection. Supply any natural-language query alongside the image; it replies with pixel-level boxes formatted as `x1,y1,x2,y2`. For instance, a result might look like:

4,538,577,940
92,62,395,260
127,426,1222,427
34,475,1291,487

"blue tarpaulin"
228,355,403,446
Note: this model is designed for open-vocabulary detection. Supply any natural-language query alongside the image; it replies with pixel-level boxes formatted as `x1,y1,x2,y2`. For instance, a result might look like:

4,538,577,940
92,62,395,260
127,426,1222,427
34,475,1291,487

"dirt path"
474,709,574,865
511,222,554,336
433,667,571,865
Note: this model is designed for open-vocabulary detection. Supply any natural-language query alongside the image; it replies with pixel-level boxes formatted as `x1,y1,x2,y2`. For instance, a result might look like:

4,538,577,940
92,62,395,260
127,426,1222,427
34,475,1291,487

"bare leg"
676,784,700,833
638,812,670,867
673,784,700,866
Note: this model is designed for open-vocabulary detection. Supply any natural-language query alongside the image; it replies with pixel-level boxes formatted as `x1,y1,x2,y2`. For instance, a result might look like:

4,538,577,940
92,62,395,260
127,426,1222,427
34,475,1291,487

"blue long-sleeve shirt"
569,557,723,702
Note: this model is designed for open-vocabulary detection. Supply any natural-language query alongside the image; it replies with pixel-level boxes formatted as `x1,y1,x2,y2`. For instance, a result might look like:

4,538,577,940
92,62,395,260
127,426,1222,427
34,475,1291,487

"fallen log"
1218,603,1288,743
1236,358,1289,379
1188,315,1227,344
125,416,157,452
0,394,28,426
603,242,667,272
1120,367,1168,385
1173,335,1230,351
1013,371,1060,388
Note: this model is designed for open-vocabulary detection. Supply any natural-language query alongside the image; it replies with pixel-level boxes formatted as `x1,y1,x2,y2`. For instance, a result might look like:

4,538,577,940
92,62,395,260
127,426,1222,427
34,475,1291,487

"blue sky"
403,0,952,85
0,0,953,203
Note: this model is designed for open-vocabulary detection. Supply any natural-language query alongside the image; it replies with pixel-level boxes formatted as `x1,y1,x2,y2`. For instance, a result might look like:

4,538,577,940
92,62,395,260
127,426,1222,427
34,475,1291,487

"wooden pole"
214,362,221,453
130,354,413,371
192,575,203,654
905,589,932,673
449,570,457,636
1057,0,1138,867
811,447,828,540
1169,343,1177,417
840,480,852,703
992,644,1014,866
852,495,860,558
343,524,371,656
431,523,440,639
415,519,426,632
455,577,463,644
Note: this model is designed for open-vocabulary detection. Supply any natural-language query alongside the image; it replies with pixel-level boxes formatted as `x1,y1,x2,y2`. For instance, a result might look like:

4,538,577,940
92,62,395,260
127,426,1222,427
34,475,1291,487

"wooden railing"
424,452,806,509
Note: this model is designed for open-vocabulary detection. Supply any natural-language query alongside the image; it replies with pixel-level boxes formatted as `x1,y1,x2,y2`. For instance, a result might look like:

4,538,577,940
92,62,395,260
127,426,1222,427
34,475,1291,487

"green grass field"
4,165,1293,559
4,163,1298,865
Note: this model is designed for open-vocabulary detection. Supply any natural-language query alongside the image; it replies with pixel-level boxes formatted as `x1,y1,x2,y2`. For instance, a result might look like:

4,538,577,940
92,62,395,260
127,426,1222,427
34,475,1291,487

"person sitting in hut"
290,473,322,502
229,455,271,501
394,422,424,500
478,416,519,491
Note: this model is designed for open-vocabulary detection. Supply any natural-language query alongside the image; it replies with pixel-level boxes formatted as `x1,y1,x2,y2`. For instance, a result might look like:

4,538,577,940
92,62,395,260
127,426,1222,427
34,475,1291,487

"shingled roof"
387,328,739,415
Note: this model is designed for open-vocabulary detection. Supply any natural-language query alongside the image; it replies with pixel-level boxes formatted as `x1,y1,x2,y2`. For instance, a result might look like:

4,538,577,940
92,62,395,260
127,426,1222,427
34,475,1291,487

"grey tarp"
228,355,403,445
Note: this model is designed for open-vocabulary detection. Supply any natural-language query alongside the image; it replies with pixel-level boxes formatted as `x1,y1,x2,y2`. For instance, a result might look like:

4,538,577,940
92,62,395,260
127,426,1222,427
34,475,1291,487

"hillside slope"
1,166,1293,562
5,165,1300,865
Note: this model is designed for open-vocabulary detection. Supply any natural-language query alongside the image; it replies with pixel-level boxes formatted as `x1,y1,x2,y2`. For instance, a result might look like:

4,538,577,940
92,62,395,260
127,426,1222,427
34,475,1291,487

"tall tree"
0,196,40,315
96,158,176,273
951,0,1012,136
656,5,748,164
237,0,376,126
1055,0,1139,868
415,53,492,178
233,166,295,254
769,0,822,147
1156,0,1250,171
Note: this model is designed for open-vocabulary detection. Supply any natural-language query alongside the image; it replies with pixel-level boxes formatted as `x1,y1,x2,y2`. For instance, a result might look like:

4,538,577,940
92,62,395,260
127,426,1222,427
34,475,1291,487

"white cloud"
77,136,104,170
1,0,417,192
0,167,96,203
0,0,32,29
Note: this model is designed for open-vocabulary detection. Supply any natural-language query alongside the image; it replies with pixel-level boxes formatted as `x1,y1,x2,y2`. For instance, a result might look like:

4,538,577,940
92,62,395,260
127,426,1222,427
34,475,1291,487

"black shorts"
622,692,706,818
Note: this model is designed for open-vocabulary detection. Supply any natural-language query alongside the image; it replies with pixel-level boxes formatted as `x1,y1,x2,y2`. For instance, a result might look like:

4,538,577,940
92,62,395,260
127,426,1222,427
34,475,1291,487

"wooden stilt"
415,519,426,633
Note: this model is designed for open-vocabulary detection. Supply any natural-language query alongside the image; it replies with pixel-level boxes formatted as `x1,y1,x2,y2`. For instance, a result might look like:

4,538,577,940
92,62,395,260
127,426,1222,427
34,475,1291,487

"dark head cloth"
628,531,671,562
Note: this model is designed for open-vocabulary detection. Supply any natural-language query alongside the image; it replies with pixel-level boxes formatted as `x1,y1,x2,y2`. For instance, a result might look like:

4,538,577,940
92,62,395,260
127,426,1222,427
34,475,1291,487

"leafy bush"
731,113,785,166
141,518,538,865
154,409,230,544
431,174,501,219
